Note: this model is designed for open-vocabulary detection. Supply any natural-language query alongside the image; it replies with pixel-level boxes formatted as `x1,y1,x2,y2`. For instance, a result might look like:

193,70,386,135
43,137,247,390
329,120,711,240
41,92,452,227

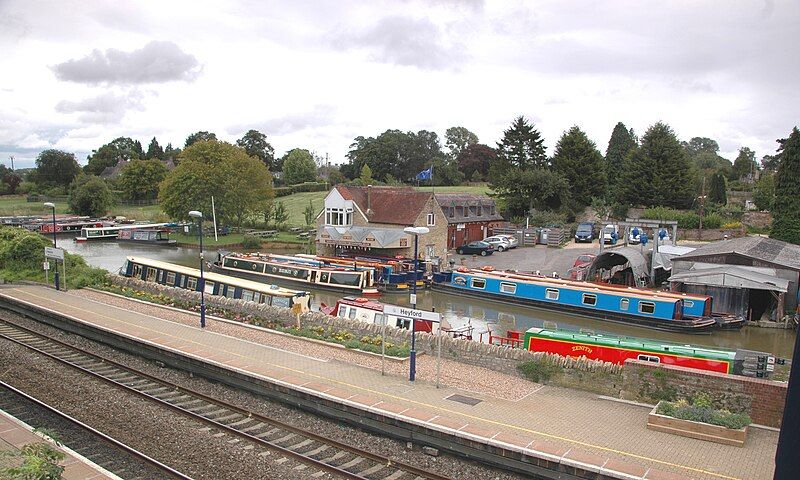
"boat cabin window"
330,272,361,287
545,288,559,301
375,313,386,326
684,300,694,308
273,296,290,308
258,293,271,305
166,272,176,285
241,290,255,302
471,278,486,289
223,285,235,298
637,354,660,363
132,264,142,277
582,293,597,306
158,270,166,282
396,317,411,330
320,272,330,283
639,302,656,314
186,277,198,290
204,281,215,294
348,307,357,320
620,298,630,311
338,306,348,318
146,267,157,281
499,282,517,294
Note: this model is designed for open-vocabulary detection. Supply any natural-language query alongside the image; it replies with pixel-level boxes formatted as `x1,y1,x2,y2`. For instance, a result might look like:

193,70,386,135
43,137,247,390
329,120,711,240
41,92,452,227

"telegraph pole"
699,176,706,230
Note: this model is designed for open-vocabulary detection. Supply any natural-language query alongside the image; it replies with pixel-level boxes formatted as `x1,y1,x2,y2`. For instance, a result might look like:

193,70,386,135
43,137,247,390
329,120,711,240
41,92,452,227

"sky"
0,0,798,169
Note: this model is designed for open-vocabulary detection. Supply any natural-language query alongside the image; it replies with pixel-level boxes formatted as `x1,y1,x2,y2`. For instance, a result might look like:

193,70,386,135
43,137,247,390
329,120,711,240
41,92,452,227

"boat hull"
116,238,178,247
431,282,717,334
210,263,379,296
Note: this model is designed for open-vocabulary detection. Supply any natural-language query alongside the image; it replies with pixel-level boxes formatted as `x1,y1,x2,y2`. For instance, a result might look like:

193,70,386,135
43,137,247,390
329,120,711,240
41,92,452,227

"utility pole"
9,155,14,171
699,176,706,230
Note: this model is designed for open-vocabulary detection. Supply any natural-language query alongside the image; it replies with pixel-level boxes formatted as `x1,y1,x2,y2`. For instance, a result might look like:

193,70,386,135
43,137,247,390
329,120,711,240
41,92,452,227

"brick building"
315,186,448,263
435,193,504,249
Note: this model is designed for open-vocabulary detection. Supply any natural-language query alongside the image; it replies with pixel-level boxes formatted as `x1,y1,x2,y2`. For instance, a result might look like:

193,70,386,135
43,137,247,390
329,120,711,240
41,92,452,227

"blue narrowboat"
431,268,718,333
120,256,311,311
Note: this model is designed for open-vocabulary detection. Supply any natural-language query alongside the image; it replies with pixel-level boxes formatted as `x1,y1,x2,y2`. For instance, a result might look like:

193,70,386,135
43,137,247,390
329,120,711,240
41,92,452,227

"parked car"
569,253,596,280
456,241,494,256
482,235,512,252
602,224,619,244
628,226,643,244
574,222,596,243
495,234,519,249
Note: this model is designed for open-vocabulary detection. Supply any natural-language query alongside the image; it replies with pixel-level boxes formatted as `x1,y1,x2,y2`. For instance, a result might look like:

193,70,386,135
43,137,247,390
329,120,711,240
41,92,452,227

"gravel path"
1,310,527,480
81,289,540,402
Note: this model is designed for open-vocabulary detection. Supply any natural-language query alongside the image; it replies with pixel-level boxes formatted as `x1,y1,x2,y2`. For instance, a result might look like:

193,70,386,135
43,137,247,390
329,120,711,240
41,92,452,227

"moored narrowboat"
120,256,311,311
211,252,380,296
431,268,718,333
522,327,776,378
320,296,448,334
294,253,426,293
76,223,169,242
117,228,177,246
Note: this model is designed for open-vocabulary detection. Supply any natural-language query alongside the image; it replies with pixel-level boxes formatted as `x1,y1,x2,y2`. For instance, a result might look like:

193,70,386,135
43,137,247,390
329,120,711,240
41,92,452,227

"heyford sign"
382,305,441,323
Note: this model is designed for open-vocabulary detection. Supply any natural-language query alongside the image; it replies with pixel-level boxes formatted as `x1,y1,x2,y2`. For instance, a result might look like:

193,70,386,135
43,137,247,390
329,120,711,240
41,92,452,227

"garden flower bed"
646,395,751,447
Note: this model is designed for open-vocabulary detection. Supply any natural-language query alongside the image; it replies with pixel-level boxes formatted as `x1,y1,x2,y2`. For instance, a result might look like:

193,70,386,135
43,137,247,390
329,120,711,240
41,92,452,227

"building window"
620,298,630,311
582,293,597,306
499,282,517,294
639,302,656,314
545,288,559,301
448,208,454,218
325,207,352,226
471,278,486,289
427,212,435,226
463,206,469,218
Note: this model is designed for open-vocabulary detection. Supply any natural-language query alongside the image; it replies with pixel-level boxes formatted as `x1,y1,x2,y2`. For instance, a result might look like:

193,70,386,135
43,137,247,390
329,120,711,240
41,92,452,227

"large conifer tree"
552,126,606,208
771,127,800,244
493,116,547,175
641,122,694,208
708,171,727,205
618,148,656,207
605,122,637,202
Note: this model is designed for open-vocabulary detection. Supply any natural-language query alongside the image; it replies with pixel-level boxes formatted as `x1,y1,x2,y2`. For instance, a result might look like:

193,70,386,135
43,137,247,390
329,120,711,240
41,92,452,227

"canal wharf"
0,285,779,480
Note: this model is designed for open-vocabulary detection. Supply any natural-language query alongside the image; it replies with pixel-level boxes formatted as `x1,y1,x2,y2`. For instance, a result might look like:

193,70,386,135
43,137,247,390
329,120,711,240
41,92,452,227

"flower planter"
646,403,748,447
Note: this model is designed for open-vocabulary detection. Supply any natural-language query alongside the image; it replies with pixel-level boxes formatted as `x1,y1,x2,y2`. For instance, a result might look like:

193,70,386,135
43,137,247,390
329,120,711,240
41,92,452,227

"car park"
456,241,495,256
574,222,595,243
482,235,512,252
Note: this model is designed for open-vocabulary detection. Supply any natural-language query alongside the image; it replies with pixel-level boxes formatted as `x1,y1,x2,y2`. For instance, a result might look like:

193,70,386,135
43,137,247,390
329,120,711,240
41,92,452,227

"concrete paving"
0,285,779,480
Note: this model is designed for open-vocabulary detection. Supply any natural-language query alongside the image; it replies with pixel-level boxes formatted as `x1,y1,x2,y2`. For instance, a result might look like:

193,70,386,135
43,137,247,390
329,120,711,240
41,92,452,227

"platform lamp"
43,202,59,291
188,210,206,328
403,226,429,382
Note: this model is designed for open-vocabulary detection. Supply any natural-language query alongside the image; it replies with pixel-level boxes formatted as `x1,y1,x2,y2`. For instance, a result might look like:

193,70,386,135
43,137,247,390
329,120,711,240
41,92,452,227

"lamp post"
189,210,206,328
403,226,429,382
43,202,59,290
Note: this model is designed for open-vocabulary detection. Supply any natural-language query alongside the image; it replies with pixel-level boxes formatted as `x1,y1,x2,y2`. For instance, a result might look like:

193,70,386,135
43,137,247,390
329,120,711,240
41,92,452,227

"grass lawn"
170,231,311,246
0,195,166,222
272,191,326,228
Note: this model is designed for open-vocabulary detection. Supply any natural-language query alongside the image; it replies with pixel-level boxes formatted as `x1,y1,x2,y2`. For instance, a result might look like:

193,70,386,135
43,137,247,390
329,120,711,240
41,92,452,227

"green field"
0,184,493,229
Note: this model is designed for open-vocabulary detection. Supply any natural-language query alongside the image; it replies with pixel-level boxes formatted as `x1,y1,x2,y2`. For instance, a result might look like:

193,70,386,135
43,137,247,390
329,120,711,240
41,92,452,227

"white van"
602,224,619,244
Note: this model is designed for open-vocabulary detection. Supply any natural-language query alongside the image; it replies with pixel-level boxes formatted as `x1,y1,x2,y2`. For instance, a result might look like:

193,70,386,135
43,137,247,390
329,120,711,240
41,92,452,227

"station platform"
0,285,778,480
0,409,118,479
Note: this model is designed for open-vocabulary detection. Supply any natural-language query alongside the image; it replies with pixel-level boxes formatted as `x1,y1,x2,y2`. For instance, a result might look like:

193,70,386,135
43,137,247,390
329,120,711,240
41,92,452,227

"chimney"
366,185,373,215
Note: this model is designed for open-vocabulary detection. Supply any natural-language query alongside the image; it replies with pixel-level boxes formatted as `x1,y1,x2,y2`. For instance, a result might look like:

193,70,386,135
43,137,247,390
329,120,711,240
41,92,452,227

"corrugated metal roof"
669,265,789,292
674,236,800,270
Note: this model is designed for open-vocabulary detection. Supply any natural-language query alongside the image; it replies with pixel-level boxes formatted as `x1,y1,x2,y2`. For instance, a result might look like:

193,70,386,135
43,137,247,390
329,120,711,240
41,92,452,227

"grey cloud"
52,41,200,85
230,105,337,136
55,91,144,124
331,15,466,70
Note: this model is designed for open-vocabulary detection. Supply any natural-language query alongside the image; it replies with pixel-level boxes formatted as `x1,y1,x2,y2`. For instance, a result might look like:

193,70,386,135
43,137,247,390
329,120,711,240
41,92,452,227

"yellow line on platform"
5,288,742,480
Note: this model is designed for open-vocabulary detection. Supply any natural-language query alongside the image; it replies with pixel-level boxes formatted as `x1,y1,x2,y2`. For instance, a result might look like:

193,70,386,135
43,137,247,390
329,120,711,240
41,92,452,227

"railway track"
0,318,454,480
0,380,192,480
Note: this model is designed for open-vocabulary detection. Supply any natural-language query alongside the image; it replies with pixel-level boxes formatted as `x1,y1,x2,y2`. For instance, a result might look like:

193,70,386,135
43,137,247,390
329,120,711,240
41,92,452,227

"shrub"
656,394,752,430
517,357,562,383
241,235,262,250
721,221,743,229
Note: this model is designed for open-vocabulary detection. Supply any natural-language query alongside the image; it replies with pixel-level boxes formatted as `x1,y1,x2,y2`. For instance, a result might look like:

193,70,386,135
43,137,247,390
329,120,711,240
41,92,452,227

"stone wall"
621,359,786,428
678,226,746,241
742,211,772,229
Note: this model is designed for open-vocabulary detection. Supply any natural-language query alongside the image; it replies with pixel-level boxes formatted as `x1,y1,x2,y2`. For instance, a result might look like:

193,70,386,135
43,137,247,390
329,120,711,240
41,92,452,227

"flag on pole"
415,165,433,181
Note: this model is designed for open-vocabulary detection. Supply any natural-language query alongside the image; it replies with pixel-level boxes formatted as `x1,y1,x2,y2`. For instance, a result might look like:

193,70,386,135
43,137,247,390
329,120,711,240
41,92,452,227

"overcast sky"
1,0,797,169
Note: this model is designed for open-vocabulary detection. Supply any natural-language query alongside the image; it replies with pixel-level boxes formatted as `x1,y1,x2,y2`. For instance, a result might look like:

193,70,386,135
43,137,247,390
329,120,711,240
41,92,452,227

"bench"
247,230,277,238
289,227,303,233
297,232,310,239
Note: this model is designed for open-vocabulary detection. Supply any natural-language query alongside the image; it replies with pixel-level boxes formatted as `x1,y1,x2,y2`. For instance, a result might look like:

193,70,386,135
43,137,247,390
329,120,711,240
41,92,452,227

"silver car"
482,235,512,252
495,234,519,249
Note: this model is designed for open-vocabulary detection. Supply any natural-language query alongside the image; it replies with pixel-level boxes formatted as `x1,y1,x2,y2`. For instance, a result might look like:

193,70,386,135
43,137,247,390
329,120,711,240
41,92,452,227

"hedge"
274,182,330,197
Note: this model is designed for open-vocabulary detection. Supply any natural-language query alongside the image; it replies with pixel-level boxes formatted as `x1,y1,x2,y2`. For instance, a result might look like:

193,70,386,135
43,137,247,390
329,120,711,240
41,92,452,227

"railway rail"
0,380,192,480
0,317,454,480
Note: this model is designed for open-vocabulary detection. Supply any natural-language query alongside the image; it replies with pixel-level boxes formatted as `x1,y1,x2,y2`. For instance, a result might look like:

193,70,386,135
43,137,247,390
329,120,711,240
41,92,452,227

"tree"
641,122,694,208
272,201,289,229
770,127,800,244
281,149,317,185
184,131,217,148
430,156,464,186
31,150,81,188
0,165,21,194
618,148,656,207
444,126,478,159
682,137,719,157
159,141,273,229
68,175,113,217
491,168,567,217
85,137,142,175
117,159,169,201
752,172,775,211
552,126,606,210
343,129,444,182
357,163,373,185
457,144,496,180
708,171,727,205
303,200,315,226
604,122,637,201
236,129,276,170
146,137,164,160
731,147,757,181
164,143,181,160
493,116,547,179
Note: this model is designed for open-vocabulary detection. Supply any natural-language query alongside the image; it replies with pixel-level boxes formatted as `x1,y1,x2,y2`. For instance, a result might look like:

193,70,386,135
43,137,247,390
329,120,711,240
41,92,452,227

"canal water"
60,239,797,358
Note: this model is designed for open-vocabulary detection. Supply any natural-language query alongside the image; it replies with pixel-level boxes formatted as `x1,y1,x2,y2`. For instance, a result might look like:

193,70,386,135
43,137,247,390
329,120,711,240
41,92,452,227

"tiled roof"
435,193,504,223
345,186,433,225
675,236,800,271
335,185,354,200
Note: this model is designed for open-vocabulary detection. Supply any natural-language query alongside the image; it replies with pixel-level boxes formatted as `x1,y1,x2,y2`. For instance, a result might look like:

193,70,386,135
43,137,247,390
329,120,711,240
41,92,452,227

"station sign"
383,304,441,323
44,247,64,261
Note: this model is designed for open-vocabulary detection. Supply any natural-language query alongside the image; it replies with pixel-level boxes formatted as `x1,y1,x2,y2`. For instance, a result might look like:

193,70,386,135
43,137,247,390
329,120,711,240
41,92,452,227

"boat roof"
525,327,736,359
338,296,385,311
126,256,308,297
457,269,686,303
228,253,364,272
83,223,168,231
